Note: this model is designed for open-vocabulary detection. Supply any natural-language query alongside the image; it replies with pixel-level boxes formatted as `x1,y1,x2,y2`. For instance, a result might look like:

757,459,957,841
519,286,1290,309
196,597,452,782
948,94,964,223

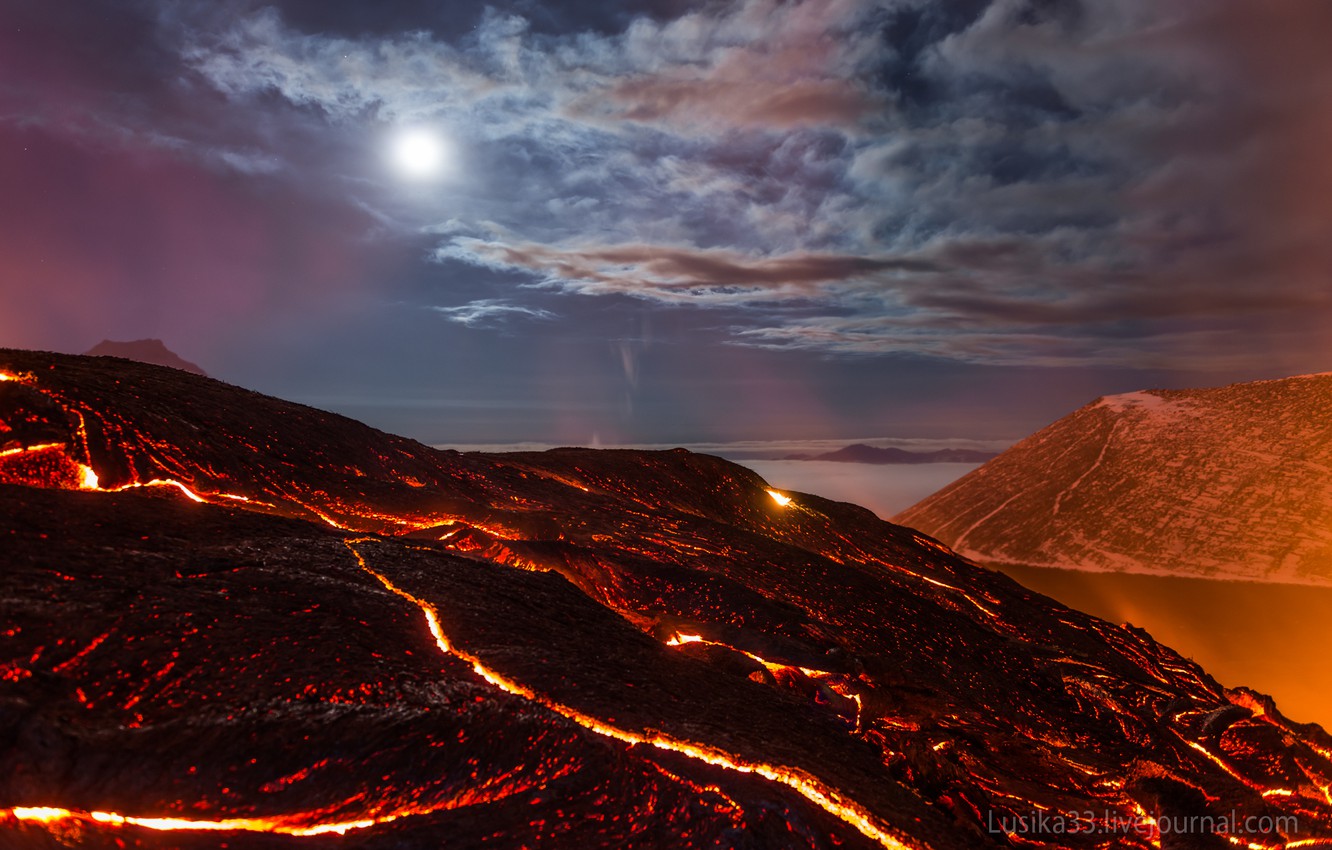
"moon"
389,128,450,180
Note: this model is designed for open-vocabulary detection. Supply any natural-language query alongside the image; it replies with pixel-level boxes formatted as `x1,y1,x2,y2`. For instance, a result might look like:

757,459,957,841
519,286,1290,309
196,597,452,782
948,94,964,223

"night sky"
3,0,1330,446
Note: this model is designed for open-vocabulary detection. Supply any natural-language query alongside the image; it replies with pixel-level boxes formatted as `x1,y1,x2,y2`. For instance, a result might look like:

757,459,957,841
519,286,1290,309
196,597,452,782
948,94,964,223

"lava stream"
343,540,919,850
0,442,65,459
664,633,864,724
3,805,391,837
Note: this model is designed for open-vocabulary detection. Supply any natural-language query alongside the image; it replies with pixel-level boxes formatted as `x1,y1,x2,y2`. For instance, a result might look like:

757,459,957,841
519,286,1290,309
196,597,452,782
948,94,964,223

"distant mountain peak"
794,443,999,464
83,339,207,376
897,372,1332,585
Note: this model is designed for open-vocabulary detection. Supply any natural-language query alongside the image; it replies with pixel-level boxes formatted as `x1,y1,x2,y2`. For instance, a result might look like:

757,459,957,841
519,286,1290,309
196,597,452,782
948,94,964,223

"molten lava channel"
342,540,918,850
0,535,919,847
664,633,864,726
1,806,379,837
8,355,1332,848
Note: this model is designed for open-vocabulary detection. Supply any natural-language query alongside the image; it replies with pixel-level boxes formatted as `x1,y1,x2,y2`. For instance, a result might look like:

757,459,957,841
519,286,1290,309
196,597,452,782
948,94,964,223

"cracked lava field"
3,349,1332,849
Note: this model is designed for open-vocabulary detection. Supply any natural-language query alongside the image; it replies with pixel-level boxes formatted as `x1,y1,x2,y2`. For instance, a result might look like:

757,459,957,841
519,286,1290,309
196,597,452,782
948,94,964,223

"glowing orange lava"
100,477,207,502
344,540,915,850
0,443,96,490
0,442,65,458
663,632,864,725
9,357,1330,850
1,805,386,837
2,762,535,838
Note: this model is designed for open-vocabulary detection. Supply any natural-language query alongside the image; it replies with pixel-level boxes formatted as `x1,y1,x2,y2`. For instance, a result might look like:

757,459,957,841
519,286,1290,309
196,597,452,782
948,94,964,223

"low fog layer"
735,461,979,519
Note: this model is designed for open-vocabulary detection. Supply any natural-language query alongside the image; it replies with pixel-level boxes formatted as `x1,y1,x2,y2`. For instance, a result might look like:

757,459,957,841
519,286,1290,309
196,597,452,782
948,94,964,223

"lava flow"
665,632,864,727
4,349,1332,849
2,805,378,837
343,539,913,850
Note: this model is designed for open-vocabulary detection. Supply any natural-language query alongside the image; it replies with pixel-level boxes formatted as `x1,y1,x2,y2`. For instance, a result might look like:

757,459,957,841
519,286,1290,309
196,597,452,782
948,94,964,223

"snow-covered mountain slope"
895,373,1332,585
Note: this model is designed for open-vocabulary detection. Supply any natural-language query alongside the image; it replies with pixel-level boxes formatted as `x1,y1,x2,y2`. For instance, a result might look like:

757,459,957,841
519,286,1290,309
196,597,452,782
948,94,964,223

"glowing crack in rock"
343,540,919,850
663,632,864,727
0,442,99,490
666,633,704,646
1,739,582,841
2,806,383,836
89,475,207,502
0,442,66,459
0,806,397,837
766,489,793,507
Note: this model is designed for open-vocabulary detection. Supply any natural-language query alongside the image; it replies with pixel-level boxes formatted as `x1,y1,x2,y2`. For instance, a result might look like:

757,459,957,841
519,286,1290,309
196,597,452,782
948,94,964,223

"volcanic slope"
896,374,1332,586
2,349,1332,849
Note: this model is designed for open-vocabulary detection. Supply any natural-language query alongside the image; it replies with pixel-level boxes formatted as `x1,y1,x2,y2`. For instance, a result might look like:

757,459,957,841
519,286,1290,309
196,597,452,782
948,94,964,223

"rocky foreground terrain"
896,374,1332,585
2,350,1331,849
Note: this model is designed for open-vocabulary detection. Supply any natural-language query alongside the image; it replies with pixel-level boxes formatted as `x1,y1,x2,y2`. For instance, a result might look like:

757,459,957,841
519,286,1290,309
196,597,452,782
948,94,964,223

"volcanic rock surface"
896,374,1332,585
2,350,1331,849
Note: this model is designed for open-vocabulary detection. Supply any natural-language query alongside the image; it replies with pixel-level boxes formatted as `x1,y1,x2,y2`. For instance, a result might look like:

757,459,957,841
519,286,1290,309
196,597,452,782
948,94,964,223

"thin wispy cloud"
438,239,937,303
430,299,556,327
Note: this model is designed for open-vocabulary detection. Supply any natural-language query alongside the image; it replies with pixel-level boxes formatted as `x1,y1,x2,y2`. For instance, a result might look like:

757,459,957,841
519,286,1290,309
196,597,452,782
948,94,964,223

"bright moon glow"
389,129,448,179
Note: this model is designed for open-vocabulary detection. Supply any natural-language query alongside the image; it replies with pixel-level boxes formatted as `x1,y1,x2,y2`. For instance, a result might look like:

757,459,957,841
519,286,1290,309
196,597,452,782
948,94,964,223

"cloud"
732,318,1251,370
177,0,884,134
439,238,936,304
429,299,555,327
580,75,882,132
157,0,1332,371
563,0,890,133
179,8,501,123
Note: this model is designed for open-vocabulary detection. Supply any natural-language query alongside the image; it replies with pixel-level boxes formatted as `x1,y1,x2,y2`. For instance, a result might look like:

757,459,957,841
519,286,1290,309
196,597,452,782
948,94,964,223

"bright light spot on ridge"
766,489,792,507
390,128,449,179
666,633,703,646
